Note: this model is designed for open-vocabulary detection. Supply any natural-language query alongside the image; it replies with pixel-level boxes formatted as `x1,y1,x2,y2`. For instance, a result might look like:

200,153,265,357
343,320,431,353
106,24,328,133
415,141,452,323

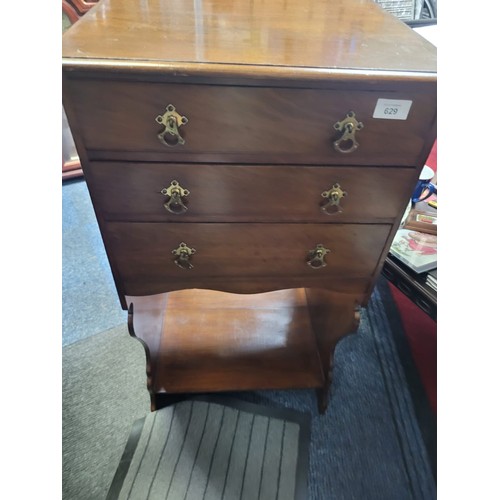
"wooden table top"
62,0,436,77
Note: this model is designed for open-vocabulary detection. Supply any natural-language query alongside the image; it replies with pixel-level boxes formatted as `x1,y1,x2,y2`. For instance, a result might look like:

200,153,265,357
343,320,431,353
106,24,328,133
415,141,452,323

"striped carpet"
106,399,309,500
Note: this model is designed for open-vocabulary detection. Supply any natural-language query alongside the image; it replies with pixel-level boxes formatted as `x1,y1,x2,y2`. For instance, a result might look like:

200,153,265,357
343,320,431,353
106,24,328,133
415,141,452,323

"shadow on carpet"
106,397,311,500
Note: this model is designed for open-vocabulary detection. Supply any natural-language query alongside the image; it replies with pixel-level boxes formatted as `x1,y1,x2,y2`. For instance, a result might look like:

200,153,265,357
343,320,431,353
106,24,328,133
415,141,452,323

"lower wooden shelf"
126,287,361,412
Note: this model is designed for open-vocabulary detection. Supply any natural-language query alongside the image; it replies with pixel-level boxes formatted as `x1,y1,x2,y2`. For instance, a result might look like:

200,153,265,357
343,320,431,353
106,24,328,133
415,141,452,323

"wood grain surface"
105,222,391,296
151,288,324,393
85,162,415,223
62,0,437,407
62,0,436,74
64,79,436,166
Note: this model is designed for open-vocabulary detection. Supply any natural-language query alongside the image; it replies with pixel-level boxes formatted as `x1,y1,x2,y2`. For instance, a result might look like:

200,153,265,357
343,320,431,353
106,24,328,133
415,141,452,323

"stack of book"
389,228,437,274
402,205,437,235
426,269,437,291
390,198,437,274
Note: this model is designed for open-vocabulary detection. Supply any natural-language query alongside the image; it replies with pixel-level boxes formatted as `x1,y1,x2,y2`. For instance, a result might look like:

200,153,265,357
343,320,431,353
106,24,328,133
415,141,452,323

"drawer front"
105,222,392,296
67,79,436,165
86,162,415,223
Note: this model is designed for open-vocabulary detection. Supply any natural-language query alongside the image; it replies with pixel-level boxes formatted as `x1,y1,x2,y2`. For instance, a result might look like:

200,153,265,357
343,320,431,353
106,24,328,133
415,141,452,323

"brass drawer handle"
333,111,364,154
307,244,331,269
172,242,196,270
161,180,190,214
155,104,188,147
321,183,347,215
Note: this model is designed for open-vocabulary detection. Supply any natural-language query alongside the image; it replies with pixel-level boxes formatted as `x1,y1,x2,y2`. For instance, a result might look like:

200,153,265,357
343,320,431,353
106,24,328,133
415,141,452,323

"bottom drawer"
106,222,392,296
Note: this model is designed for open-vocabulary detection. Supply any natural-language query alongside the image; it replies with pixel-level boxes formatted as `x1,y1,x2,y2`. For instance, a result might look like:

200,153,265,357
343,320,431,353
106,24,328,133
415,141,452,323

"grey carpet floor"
62,179,126,346
63,325,150,500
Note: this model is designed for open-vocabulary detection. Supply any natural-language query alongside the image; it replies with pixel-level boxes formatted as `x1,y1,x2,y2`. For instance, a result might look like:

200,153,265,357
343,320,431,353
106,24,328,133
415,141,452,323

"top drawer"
64,79,436,166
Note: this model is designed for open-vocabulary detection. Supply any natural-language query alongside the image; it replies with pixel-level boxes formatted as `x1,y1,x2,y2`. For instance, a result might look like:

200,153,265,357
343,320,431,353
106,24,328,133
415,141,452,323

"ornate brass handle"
307,244,331,269
321,183,347,215
333,111,364,154
155,104,188,147
172,242,196,270
161,180,190,214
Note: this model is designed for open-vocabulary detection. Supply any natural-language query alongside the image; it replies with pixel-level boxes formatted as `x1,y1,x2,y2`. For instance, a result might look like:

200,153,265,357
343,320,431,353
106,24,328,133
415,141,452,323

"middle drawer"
86,162,414,223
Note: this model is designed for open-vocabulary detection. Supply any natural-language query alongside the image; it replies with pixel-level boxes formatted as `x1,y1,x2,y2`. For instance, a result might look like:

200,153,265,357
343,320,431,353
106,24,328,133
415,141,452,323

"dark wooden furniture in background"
382,255,437,320
62,0,99,180
62,0,437,413
62,1,80,25
383,198,437,320
62,0,98,23
62,107,82,180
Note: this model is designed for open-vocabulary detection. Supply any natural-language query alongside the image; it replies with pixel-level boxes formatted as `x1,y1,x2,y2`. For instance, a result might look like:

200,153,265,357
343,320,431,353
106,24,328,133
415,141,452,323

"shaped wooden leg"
305,289,361,413
126,294,168,412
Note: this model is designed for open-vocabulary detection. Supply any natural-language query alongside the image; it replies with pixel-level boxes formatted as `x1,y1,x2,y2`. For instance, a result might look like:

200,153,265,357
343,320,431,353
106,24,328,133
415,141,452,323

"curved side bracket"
304,289,363,414
127,302,156,412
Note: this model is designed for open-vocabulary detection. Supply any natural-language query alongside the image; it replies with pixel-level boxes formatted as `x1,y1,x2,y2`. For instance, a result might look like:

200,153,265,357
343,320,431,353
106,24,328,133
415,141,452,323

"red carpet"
389,140,437,414
388,282,437,413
